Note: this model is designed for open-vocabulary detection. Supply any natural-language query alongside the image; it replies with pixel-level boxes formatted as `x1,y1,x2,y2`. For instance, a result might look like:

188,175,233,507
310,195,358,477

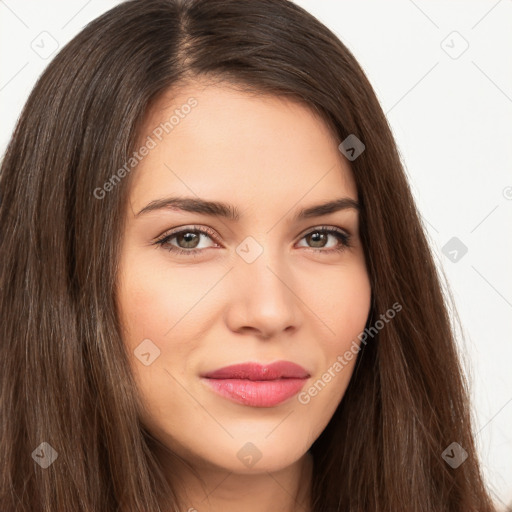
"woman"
0,0,497,510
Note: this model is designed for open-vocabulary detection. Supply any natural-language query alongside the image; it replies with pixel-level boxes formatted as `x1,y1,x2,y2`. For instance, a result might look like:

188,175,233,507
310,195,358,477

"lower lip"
202,378,308,407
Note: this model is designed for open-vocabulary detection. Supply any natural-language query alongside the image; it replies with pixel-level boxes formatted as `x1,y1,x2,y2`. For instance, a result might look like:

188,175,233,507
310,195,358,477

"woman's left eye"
154,225,352,256
296,227,352,253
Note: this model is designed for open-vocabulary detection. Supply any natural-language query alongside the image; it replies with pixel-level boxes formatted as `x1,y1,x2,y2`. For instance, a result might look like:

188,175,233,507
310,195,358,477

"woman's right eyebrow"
135,196,360,221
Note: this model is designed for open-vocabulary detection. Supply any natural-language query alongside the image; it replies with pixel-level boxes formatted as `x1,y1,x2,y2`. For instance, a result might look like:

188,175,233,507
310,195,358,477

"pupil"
309,232,326,248
179,232,199,248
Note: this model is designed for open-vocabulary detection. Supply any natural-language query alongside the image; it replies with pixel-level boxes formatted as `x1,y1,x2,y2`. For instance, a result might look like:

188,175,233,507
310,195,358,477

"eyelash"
154,225,352,257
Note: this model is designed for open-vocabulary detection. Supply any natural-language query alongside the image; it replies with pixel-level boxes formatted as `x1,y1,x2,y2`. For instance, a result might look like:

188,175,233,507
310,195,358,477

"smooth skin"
116,79,372,512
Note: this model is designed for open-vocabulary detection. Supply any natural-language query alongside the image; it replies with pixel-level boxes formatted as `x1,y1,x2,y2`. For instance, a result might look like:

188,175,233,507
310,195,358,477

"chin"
201,436,311,475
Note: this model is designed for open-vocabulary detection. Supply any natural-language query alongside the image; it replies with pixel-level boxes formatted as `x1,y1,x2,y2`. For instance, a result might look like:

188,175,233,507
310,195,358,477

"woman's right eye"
154,226,220,256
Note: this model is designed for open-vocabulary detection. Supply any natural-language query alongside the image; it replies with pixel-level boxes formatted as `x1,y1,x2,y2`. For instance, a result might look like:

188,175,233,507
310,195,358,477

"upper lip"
201,360,310,380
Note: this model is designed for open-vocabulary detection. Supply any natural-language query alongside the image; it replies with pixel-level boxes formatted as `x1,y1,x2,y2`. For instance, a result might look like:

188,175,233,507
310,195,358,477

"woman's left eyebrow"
135,196,360,221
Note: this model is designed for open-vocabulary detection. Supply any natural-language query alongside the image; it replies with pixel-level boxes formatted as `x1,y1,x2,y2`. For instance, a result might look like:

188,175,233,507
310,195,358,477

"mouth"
200,361,310,407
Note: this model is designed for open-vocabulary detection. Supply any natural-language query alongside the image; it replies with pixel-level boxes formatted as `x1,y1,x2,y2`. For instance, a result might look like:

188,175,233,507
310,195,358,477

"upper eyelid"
157,225,218,242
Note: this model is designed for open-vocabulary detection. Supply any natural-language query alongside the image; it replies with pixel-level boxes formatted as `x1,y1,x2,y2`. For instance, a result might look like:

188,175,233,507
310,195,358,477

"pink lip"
201,361,310,407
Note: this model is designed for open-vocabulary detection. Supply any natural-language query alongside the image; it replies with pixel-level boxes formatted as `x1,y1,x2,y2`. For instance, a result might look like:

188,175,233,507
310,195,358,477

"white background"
1,0,511,508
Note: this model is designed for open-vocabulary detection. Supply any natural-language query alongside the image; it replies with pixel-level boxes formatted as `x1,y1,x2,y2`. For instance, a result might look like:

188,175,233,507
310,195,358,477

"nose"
224,245,301,340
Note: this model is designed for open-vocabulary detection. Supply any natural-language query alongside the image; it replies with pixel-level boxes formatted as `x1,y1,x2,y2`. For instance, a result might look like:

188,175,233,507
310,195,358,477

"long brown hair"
0,0,496,510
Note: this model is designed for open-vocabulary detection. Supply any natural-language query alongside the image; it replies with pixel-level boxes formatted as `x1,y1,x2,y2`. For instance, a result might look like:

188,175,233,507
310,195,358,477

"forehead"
129,80,357,212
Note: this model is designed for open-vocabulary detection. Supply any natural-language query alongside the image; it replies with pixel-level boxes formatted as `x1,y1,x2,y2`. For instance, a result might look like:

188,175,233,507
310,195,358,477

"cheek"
337,265,372,343
117,268,200,387
117,248,210,346
116,252,188,403
306,255,372,350
330,260,372,375
116,264,198,438
295,259,371,425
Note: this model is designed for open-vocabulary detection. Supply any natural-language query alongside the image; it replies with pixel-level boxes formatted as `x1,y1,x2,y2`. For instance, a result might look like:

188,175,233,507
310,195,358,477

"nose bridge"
228,233,299,334
236,233,290,297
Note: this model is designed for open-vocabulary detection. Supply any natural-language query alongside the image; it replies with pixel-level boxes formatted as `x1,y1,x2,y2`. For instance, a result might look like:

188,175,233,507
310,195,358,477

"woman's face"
117,80,371,474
